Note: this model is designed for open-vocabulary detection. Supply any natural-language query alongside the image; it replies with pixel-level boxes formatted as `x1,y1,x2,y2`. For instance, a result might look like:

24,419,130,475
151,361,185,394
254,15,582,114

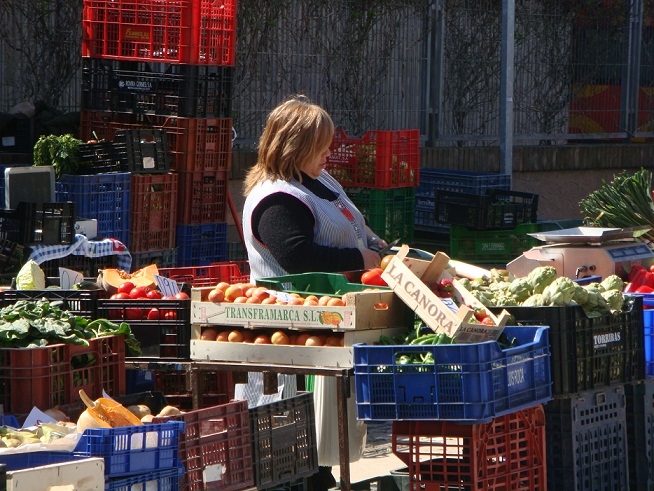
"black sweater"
251,174,365,273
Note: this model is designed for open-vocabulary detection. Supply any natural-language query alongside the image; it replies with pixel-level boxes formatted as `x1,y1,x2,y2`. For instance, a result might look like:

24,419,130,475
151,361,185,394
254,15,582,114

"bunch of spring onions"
579,168,654,243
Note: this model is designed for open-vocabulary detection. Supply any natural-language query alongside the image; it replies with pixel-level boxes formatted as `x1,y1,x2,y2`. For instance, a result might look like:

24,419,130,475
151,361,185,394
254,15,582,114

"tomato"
129,286,149,299
174,291,190,300
125,308,142,320
147,308,160,320
164,310,178,320
473,309,488,322
117,281,135,295
146,290,163,300
361,268,387,286
110,292,130,300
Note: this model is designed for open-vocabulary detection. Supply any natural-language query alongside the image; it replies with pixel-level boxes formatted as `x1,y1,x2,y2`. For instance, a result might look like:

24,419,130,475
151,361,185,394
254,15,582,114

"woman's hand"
367,236,388,252
360,248,382,269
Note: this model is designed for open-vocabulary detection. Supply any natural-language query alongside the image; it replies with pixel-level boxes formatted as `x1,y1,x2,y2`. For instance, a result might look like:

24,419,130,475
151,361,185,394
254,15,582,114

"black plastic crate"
0,282,105,318
489,295,645,396
625,379,654,491
78,140,128,174
82,58,234,118
116,129,170,174
249,392,319,490
435,188,539,230
96,298,190,360
545,386,629,491
0,202,75,246
0,239,30,277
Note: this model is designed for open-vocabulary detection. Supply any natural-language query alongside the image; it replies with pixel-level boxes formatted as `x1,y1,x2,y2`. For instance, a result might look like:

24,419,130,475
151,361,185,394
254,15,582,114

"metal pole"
499,0,515,183
620,0,643,138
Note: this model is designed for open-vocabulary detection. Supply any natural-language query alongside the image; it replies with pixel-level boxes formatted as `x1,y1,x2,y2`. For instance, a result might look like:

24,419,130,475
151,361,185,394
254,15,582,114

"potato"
127,404,151,419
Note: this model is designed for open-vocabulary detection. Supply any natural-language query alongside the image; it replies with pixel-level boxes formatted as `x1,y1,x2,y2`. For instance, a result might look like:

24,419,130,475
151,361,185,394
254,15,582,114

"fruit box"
190,286,409,331
381,245,510,342
190,325,405,368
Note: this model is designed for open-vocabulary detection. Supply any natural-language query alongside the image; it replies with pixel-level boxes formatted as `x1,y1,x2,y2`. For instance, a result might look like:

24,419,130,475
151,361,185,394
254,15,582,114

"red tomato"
361,268,387,287
129,286,149,299
174,291,190,300
164,310,178,320
473,309,489,322
146,290,163,300
110,292,130,300
125,308,142,320
117,281,135,295
147,308,160,320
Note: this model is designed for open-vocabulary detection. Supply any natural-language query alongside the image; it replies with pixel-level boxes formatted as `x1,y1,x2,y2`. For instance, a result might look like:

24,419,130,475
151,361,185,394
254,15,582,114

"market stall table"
124,359,355,490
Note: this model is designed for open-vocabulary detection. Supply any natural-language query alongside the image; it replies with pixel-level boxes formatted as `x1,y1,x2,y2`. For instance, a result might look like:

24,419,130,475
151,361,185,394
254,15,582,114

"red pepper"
624,282,638,293
643,272,654,289
635,285,654,294
630,268,647,288
629,264,647,282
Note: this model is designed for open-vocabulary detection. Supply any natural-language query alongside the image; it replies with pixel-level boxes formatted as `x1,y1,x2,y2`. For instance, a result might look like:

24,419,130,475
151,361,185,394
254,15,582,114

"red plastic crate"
82,0,237,65
0,335,126,415
327,128,420,189
153,400,254,491
177,170,228,224
392,405,547,491
158,262,249,287
80,111,233,172
129,173,178,252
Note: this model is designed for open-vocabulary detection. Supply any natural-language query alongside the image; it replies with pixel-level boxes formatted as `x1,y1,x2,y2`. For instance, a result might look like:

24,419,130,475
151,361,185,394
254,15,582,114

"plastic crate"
97,298,190,359
80,111,233,173
82,0,237,65
0,285,105,318
435,188,539,231
0,117,38,153
176,171,228,224
344,186,415,244
0,202,75,246
414,169,512,232
154,400,254,491
249,392,319,489
0,239,30,276
545,386,628,491
392,405,547,491
256,272,390,297
353,326,551,422
40,253,120,278
642,295,654,376
56,172,131,245
105,465,184,491
176,222,228,267
489,295,645,396
625,379,654,491
117,129,171,173
130,173,178,252
449,222,550,264
78,139,128,174
130,248,177,271
158,262,248,287
327,128,420,189
82,59,234,118
0,335,125,415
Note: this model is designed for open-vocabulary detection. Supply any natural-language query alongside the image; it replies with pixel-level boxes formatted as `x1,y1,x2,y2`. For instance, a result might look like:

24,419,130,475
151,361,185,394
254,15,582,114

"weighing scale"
506,226,654,281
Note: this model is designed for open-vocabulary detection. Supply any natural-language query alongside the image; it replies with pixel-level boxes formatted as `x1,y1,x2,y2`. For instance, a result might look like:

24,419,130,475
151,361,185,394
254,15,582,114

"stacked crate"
326,128,421,244
80,0,237,268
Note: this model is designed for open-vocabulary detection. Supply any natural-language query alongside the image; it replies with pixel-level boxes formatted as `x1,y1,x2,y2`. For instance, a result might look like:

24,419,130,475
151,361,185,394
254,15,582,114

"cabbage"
15,260,46,290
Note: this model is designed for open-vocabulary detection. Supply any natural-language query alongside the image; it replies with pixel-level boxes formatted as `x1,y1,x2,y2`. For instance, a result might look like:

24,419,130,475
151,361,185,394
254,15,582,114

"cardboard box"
381,245,510,343
190,325,405,368
190,287,409,331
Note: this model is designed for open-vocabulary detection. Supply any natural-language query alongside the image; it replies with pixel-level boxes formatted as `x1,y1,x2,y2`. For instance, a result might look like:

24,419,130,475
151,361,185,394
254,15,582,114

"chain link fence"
1,0,653,148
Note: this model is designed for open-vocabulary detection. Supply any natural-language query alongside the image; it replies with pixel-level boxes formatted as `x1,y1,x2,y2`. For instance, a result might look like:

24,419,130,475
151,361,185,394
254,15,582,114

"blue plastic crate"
176,222,227,267
105,465,185,491
0,421,185,478
56,172,131,245
353,326,552,423
642,295,654,376
414,169,511,231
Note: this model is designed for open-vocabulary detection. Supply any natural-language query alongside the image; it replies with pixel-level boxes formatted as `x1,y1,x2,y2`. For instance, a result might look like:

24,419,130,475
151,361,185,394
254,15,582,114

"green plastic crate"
345,186,415,243
256,272,390,297
449,222,559,264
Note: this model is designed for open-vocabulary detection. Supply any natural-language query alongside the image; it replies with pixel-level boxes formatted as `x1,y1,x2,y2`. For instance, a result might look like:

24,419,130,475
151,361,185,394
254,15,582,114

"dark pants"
309,466,336,490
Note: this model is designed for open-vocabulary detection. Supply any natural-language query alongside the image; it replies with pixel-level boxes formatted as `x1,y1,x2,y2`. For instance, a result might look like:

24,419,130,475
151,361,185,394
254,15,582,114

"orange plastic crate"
154,400,253,491
82,0,237,65
158,262,249,287
177,170,228,224
0,335,125,415
327,128,420,189
80,111,232,173
130,173,178,252
392,405,547,491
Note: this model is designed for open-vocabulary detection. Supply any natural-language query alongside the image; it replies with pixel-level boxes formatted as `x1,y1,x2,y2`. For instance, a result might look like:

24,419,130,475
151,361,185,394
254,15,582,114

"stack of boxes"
326,128,421,245
78,0,237,269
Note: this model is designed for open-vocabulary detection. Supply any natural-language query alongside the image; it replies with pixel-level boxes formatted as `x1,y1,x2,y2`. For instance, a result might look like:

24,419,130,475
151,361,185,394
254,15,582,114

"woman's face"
301,145,331,179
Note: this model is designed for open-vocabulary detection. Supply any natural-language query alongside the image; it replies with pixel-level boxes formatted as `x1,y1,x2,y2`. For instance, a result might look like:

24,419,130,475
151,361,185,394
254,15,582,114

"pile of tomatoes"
106,281,190,321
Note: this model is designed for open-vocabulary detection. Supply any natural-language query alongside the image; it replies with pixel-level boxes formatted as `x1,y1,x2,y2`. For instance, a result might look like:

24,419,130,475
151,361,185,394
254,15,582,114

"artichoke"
526,266,557,294
508,277,534,303
600,275,625,292
542,276,576,306
522,293,547,307
493,291,520,306
600,289,624,313
470,289,493,307
571,283,589,306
